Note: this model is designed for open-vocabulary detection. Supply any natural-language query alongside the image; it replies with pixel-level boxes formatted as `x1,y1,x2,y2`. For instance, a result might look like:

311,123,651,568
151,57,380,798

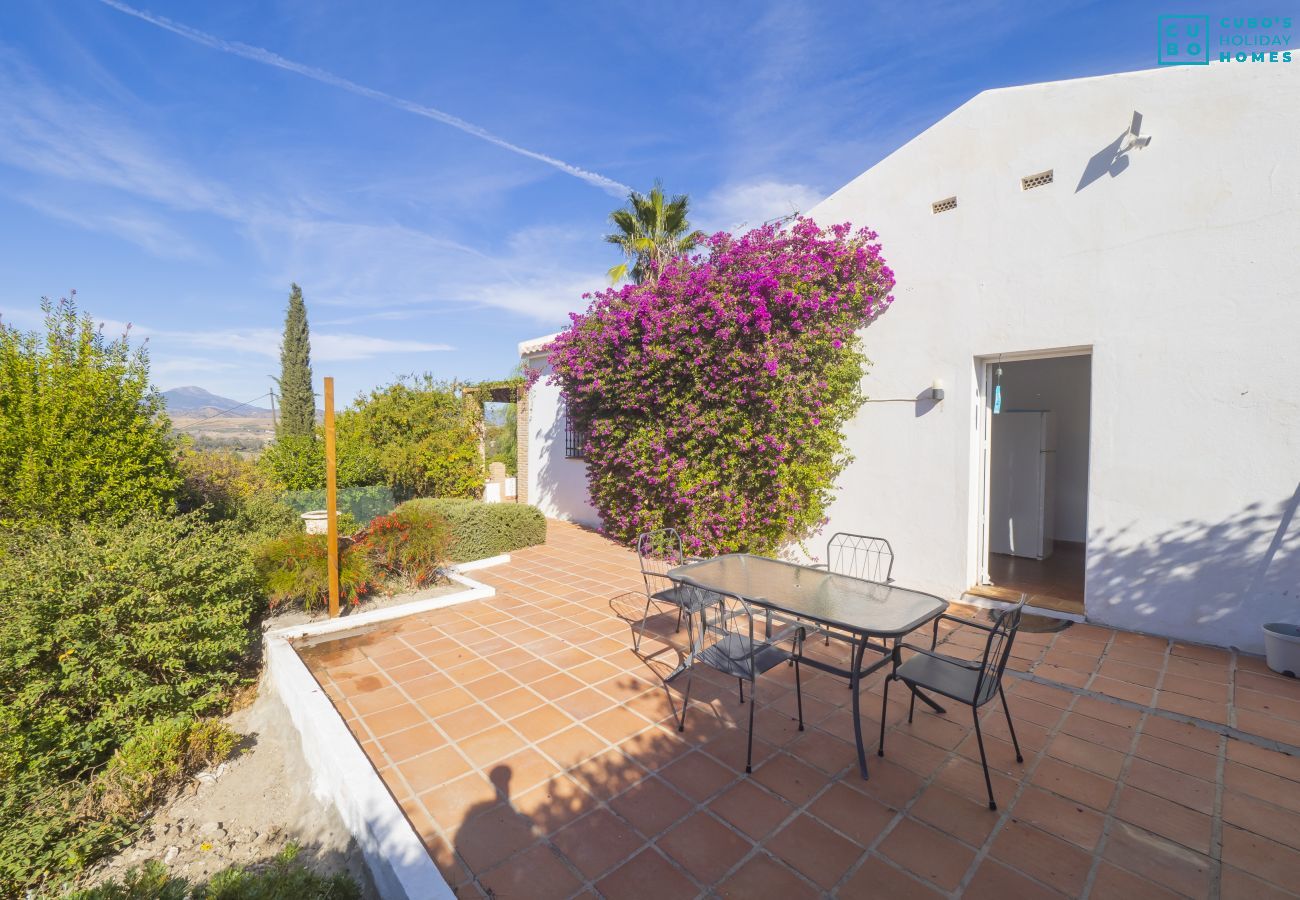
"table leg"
850,639,869,780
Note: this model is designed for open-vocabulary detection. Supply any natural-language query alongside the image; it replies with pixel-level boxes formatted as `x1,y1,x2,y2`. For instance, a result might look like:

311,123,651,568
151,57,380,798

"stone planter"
301,510,329,535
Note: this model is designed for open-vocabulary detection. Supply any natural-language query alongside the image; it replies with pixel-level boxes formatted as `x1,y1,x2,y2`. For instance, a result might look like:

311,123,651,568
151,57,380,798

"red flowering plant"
357,504,453,588
548,218,895,555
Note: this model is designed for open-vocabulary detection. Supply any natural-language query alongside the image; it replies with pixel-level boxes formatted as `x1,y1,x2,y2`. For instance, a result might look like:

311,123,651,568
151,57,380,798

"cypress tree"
277,283,316,439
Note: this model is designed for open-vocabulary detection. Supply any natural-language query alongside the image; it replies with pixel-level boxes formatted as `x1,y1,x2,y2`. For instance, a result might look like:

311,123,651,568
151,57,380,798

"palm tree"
604,181,706,284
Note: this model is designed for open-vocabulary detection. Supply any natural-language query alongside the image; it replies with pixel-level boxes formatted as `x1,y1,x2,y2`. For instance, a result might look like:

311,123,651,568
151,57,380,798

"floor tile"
656,810,752,886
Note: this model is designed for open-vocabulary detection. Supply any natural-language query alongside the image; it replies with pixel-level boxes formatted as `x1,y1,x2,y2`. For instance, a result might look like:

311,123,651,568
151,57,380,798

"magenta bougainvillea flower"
547,218,895,555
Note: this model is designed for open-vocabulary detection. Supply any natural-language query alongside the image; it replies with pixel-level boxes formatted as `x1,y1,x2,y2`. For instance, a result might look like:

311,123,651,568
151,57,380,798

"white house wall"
522,352,601,528
806,63,1300,652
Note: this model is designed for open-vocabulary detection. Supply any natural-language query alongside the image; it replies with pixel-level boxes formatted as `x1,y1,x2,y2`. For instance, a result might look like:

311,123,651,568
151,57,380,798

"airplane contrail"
97,0,632,197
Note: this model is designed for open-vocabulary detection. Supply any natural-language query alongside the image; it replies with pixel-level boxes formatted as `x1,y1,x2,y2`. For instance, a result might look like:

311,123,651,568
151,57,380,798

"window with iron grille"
564,412,587,459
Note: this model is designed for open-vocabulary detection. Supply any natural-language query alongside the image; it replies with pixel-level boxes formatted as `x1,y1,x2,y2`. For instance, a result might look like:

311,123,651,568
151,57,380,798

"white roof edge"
518,332,560,356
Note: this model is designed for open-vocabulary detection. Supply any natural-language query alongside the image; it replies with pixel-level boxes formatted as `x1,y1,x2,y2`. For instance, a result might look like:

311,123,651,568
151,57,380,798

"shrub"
0,513,258,784
0,294,180,527
547,218,895,555
336,376,482,500
359,505,453,587
256,433,323,492
176,449,276,521
398,499,546,562
253,532,376,610
67,844,361,899
91,716,238,819
0,514,259,893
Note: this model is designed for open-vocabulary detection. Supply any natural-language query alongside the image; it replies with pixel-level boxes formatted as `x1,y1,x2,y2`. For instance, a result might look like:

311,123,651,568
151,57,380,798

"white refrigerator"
989,410,1056,560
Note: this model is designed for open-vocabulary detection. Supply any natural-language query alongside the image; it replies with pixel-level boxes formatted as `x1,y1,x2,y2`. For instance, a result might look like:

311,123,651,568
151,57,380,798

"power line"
171,392,274,431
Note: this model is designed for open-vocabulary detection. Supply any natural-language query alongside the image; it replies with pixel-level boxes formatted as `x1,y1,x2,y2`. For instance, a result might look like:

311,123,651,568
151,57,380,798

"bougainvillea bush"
548,218,895,555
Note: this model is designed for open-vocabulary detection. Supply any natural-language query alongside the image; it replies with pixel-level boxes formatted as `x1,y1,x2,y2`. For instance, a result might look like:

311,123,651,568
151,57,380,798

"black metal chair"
879,595,1028,810
816,532,895,583
676,590,805,774
633,529,699,652
810,533,894,649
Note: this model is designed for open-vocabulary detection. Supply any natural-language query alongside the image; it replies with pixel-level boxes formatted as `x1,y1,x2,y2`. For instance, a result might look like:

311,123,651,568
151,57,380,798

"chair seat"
895,651,991,705
651,584,722,612
650,584,693,606
697,633,791,680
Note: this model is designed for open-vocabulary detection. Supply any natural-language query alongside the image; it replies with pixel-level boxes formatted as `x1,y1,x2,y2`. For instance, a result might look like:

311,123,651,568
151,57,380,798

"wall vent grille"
1021,169,1054,191
931,196,957,214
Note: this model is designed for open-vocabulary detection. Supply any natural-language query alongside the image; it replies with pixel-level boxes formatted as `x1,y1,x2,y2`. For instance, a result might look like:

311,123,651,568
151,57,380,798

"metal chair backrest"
974,594,1029,704
695,591,758,661
826,533,894,583
637,528,684,595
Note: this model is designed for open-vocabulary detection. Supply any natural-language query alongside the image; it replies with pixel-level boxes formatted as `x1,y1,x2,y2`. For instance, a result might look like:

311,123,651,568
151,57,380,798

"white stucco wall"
807,63,1300,652
521,349,601,528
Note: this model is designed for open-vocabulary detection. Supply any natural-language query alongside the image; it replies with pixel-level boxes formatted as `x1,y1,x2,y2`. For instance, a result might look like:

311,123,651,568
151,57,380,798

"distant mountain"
163,386,273,419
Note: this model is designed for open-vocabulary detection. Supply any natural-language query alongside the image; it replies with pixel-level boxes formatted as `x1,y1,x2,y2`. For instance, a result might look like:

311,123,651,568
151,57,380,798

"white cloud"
141,326,451,362
0,50,604,330
0,55,240,219
698,179,825,232
98,0,631,196
18,195,209,261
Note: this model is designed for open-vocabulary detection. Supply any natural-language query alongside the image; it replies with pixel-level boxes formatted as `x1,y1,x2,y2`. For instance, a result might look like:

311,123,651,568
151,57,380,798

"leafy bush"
0,513,259,893
0,295,180,527
256,433,323,492
336,376,482,500
253,532,376,610
177,450,277,521
398,499,546,562
68,844,361,899
548,218,896,554
359,505,453,587
0,513,258,784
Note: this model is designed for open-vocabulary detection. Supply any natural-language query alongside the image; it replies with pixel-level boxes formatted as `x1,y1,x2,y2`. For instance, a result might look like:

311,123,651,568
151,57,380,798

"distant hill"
163,386,273,420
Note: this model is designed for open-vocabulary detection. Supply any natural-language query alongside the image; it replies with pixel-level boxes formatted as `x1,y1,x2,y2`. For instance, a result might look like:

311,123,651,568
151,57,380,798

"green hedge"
397,499,545,562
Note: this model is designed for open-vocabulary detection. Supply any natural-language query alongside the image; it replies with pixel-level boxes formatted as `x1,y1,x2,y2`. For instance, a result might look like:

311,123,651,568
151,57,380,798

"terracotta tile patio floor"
298,521,1300,899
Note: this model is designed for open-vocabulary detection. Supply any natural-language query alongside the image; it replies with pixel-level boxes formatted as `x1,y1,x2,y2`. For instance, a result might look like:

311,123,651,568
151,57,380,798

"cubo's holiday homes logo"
1158,15,1294,65
1158,15,1209,64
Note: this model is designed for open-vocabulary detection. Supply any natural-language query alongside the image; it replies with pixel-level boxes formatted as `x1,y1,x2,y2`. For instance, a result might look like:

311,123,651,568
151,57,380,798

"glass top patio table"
668,553,949,780
668,553,947,638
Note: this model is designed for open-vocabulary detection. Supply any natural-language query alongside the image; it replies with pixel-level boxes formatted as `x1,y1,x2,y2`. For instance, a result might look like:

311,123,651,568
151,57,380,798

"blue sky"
0,0,1216,405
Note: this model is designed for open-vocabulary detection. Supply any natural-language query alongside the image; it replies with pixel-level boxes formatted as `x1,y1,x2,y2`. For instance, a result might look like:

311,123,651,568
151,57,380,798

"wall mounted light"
928,379,945,402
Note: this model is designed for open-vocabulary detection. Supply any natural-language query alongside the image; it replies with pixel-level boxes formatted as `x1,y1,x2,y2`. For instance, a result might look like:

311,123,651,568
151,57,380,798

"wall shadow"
1087,485,1300,650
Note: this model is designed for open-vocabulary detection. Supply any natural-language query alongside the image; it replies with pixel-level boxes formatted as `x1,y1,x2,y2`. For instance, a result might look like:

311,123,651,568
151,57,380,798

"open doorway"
973,352,1091,616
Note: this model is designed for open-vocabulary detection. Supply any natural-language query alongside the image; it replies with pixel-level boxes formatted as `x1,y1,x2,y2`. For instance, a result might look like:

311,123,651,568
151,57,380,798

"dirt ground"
81,675,379,895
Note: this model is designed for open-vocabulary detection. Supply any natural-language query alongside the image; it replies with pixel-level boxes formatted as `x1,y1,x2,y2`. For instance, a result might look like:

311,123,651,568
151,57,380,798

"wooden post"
324,376,340,618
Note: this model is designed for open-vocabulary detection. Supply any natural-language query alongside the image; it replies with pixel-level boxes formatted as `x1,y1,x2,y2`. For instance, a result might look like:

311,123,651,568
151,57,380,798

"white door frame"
971,345,1092,590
